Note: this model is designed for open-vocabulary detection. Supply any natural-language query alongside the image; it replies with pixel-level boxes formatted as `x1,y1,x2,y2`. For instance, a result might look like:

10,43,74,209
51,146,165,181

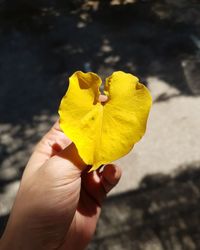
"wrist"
0,216,26,250
0,232,20,250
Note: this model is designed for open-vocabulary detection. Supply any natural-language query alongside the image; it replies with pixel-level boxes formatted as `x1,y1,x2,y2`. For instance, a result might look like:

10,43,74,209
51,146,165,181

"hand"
0,99,121,250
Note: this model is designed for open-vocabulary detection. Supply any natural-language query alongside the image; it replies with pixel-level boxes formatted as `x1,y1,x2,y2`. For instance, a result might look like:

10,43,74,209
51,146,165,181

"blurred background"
0,0,200,249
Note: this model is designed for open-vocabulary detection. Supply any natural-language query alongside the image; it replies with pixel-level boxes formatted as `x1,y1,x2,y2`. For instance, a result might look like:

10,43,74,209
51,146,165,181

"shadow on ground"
0,0,200,188
0,0,200,124
1,161,200,250
0,214,9,238
88,161,200,250
0,1,200,245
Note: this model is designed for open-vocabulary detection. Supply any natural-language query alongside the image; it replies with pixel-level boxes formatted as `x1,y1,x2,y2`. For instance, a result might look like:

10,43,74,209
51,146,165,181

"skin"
0,96,121,250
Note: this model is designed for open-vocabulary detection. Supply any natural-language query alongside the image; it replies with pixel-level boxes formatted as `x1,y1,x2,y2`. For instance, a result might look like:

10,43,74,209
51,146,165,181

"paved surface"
88,162,200,250
87,79,200,249
112,79,200,194
0,1,200,249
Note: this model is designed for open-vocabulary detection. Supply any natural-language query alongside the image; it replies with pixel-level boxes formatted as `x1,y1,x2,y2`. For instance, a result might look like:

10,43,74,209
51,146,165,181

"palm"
1,95,121,250
24,121,118,250
61,177,103,250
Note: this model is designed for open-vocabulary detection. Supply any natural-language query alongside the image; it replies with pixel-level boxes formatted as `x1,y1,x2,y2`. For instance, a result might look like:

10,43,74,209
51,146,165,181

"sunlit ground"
0,0,200,249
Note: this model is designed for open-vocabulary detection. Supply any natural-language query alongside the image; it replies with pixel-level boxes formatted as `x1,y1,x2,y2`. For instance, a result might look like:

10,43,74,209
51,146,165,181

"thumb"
53,142,87,170
44,143,87,180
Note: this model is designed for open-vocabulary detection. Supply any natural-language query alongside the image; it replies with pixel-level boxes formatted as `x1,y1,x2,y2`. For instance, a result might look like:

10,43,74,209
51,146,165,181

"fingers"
81,164,122,208
37,119,71,155
101,164,122,193
51,120,62,131
99,94,108,103
26,120,71,171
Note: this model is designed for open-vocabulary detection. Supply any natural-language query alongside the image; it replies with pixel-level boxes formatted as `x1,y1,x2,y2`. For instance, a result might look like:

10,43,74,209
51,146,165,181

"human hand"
0,97,121,250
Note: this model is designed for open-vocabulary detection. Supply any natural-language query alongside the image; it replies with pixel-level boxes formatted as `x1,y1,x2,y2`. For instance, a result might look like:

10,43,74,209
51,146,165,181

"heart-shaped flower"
58,71,152,171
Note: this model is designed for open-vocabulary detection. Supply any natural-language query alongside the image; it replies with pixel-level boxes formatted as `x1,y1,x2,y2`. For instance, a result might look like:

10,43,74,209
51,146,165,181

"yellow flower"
59,71,152,171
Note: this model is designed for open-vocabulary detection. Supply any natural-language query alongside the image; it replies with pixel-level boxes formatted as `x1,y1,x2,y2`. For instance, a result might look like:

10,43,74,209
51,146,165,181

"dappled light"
0,1,200,249
89,162,200,250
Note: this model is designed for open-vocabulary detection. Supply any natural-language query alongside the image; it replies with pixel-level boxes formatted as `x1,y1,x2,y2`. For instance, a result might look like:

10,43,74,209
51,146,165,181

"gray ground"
0,0,200,249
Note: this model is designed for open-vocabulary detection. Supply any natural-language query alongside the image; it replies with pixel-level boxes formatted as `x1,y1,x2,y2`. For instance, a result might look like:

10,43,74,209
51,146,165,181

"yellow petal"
58,71,101,165
59,71,152,171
